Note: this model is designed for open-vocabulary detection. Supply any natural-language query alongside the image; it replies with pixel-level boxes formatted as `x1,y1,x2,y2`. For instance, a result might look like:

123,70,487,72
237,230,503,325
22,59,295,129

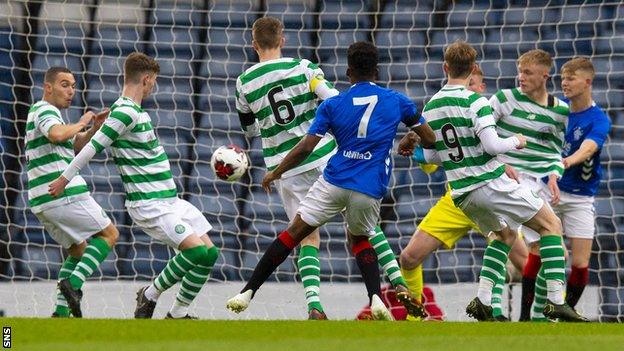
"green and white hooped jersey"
235,57,337,178
25,101,90,213
90,96,177,206
423,85,506,202
490,88,568,178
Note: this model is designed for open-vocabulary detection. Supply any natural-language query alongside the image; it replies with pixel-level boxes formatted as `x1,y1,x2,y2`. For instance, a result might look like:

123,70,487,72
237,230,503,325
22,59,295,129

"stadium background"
0,0,622,321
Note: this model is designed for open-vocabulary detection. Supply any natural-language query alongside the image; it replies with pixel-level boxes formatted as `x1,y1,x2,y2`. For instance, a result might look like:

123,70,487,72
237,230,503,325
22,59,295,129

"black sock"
354,247,382,304
520,277,536,321
242,232,296,296
566,284,586,309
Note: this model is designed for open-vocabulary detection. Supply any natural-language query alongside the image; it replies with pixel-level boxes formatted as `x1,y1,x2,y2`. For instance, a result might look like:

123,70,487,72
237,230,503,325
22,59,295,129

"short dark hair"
124,52,160,84
44,66,72,83
444,41,477,79
347,41,378,78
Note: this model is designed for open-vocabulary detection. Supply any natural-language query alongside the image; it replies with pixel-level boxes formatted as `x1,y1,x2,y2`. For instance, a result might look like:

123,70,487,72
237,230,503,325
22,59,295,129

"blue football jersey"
556,101,611,196
308,82,424,198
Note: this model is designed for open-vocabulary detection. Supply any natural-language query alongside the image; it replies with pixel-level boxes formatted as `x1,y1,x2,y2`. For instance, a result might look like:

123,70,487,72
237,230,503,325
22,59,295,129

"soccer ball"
210,144,249,181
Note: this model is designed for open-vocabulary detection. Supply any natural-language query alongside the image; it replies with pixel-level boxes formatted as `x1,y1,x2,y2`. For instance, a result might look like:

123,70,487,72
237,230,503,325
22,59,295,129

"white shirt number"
352,95,378,138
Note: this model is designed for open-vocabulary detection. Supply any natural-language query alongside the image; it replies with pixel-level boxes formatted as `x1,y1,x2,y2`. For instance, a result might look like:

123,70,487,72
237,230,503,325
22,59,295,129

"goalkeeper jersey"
422,85,505,202
490,88,569,178
25,100,90,213
89,96,177,206
235,57,337,178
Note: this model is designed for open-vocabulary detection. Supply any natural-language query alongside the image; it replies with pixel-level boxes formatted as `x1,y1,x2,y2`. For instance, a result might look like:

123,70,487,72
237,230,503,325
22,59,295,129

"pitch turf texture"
4,318,623,351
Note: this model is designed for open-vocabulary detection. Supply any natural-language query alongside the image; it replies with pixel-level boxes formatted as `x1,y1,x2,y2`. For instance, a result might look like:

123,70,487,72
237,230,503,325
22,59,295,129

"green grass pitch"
4,318,624,351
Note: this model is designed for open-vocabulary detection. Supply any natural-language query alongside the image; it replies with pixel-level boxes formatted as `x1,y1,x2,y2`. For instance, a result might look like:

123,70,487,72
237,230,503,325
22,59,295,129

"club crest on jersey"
175,224,186,234
573,127,583,141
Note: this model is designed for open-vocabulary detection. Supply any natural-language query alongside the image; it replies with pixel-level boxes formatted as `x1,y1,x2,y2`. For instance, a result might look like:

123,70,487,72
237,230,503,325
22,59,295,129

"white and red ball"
210,144,249,181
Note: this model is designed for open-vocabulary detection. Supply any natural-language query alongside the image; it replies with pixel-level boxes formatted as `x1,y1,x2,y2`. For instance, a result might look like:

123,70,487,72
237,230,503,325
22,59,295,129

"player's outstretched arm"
49,111,132,197
479,127,525,155
262,134,321,192
562,139,599,169
410,124,436,148
46,111,94,144
73,109,110,153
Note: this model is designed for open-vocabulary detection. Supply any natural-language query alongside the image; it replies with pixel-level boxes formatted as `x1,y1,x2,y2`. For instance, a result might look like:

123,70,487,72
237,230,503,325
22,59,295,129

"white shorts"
297,176,381,237
549,191,595,239
274,167,323,221
458,174,544,234
35,197,111,249
127,197,212,248
517,174,554,244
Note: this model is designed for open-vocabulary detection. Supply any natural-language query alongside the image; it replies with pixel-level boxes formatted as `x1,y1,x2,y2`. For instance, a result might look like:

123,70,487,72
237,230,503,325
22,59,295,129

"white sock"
169,301,189,318
144,284,161,302
477,278,494,305
546,280,564,305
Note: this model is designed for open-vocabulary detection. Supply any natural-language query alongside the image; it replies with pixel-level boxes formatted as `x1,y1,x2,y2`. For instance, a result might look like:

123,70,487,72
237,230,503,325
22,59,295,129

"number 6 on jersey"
353,95,378,138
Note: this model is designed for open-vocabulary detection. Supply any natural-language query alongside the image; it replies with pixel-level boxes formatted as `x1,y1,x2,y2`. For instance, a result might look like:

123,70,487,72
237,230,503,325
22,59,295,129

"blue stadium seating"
148,28,200,56
93,26,142,55
36,26,84,53
151,1,201,27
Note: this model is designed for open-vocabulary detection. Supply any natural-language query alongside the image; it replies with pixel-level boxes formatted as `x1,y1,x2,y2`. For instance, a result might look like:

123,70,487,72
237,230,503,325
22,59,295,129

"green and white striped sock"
491,274,506,317
369,227,406,288
531,266,548,321
298,245,323,312
539,235,566,304
477,240,510,305
153,245,209,294
170,246,219,318
68,237,111,290
55,256,80,316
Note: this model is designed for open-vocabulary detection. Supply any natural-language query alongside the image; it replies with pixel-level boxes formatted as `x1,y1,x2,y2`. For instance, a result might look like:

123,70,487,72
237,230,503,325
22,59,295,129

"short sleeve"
35,108,64,138
308,99,332,137
235,77,252,114
397,93,419,126
585,110,611,149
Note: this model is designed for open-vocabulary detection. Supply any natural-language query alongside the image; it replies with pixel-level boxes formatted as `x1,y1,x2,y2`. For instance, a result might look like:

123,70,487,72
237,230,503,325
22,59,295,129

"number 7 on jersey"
353,95,378,138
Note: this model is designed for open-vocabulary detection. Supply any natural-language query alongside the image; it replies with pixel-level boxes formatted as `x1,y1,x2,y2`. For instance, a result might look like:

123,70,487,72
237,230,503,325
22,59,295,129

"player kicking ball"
227,41,435,320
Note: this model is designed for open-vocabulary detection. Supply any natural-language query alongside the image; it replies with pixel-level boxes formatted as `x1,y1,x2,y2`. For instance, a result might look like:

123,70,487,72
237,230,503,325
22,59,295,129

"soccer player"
544,57,610,310
489,49,569,320
48,53,219,319
420,41,587,322
236,17,420,319
226,41,435,320
25,67,119,318
399,66,529,321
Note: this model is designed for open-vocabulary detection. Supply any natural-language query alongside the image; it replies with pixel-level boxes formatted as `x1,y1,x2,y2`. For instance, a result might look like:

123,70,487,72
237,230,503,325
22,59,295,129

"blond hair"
252,17,283,50
444,41,477,79
561,57,595,78
517,49,553,69
124,52,160,84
